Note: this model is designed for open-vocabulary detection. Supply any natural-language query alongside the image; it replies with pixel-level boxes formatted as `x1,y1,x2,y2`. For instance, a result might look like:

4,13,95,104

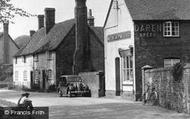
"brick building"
104,0,190,100
0,23,19,65
13,0,104,90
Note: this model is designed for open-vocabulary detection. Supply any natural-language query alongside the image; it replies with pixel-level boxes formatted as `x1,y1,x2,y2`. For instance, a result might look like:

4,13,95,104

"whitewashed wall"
104,0,135,92
13,55,33,88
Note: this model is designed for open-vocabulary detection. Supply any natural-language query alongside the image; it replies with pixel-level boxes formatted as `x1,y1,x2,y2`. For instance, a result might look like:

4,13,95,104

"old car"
57,75,91,97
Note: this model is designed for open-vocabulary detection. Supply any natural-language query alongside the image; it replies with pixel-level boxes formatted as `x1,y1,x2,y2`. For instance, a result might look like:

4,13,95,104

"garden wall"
79,71,105,98
143,65,190,113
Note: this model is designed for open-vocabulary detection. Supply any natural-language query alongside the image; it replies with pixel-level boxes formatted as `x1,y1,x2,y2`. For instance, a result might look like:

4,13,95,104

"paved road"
0,89,190,119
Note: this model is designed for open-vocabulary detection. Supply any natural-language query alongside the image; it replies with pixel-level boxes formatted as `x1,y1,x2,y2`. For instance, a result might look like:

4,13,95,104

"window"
23,71,27,81
47,52,53,60
122,56,133,81
34,55,39,62
15,58,17,64
163,21,179,37
48,69,52,79
23,56,26,63
164,58,180,67
15,71,18,81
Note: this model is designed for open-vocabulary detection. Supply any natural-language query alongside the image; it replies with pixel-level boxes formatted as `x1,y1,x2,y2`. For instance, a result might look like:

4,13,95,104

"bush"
172,62,184,82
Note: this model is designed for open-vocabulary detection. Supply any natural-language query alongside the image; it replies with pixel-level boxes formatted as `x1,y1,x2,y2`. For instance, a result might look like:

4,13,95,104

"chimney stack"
45,8,55,34
38,15,44,29
30,30,36,37
3,22,10,64
73,0,92,74
88,9,94,26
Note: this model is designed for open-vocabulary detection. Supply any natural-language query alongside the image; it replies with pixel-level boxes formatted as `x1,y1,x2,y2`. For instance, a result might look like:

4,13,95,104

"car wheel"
59,91,63,97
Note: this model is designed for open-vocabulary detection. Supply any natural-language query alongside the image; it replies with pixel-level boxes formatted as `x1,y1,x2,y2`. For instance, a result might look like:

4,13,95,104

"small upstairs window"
15,57,17,64
163,21,179,37
23,56,26,63
47,52,53,61
164,58,180,68
34,55,39,62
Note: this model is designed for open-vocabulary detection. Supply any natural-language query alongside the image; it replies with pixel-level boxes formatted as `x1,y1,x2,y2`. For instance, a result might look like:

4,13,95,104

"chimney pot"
30,30,36,37
45,8,55,34
88,9,95,26
3,22,9,64
38,15,44,29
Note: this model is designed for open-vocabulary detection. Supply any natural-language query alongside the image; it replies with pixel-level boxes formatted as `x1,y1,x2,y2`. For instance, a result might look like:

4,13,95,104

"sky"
1,0,111,39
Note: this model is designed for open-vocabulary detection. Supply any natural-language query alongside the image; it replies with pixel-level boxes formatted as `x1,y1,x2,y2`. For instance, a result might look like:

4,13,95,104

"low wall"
79,71,105,98
143,66,190,113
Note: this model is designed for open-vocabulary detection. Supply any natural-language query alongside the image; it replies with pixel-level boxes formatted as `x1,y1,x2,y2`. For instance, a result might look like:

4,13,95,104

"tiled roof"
15,19,104,56
125,0,190,20
14,35,30,49
15,28,46,56
89,26,104,46
35,19,75,53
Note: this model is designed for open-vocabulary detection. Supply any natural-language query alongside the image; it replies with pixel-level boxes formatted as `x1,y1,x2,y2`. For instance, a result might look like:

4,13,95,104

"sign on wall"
108,31,131,42
135,23,162,37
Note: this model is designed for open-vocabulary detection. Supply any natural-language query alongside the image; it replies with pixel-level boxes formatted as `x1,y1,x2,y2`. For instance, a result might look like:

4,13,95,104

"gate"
184,67,190,114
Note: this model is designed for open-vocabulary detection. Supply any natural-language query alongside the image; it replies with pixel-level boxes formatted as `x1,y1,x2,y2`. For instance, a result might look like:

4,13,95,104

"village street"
0,89,190,119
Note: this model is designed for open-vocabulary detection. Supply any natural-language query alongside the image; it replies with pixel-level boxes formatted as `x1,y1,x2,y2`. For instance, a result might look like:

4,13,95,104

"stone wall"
79,71,105,98
143,66,190,113
135,20,190,100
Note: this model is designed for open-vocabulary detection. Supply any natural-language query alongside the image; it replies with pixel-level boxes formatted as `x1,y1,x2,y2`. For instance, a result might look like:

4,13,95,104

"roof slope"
15,19,104,56
14,35,30,48
16,28,46,56
35,19,75,53
125,0,190,20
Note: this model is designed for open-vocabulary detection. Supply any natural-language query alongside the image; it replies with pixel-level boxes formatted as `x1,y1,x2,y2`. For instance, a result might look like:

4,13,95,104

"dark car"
57,75,91,97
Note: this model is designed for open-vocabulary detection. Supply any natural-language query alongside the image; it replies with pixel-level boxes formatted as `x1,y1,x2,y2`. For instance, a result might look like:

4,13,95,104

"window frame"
164,58,180,68
163,21,179,37
121,56,133,82
23,56,26,63
34,55,39,62
23,70,27,81
15,57,17,64
15,71,18,81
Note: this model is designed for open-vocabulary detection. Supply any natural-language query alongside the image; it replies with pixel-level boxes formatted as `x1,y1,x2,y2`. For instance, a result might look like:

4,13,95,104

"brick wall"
89,29,104,71
56,27,75,83
56,26,104,84
144,66,190,113
135,20,190,100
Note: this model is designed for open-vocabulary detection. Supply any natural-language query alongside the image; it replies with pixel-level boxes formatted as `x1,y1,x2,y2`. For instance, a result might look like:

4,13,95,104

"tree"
0,0,35,23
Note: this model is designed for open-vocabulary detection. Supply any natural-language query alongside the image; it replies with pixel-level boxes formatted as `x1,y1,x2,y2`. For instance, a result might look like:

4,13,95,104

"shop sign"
108,31,131,42
135,23,162,37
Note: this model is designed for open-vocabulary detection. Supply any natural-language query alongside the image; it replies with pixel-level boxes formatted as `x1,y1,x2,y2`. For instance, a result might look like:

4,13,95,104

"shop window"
164,58,180,67
122,56,133,81
163,21,179,37
15,71,18,81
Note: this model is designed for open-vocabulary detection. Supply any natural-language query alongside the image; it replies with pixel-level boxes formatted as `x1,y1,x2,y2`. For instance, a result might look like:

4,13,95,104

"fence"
142,65,190,113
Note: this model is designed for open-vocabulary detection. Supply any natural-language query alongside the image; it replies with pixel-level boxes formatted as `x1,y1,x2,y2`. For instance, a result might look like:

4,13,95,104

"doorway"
115,57,120,96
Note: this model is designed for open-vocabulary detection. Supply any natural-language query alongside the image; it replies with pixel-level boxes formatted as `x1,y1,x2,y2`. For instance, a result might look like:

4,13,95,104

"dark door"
30,71,33,89
42,70,46,90
115,57,120,96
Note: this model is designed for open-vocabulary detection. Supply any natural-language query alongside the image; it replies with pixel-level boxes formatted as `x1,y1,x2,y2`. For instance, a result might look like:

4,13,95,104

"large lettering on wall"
108,31,131,42
135,23,162,37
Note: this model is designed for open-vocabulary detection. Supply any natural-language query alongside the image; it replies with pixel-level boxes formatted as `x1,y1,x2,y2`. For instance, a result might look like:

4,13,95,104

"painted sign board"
135,23,162,37
108,31,131,42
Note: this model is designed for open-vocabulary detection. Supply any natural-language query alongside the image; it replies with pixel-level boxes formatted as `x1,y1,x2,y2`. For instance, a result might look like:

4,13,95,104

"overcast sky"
2,0,111,39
